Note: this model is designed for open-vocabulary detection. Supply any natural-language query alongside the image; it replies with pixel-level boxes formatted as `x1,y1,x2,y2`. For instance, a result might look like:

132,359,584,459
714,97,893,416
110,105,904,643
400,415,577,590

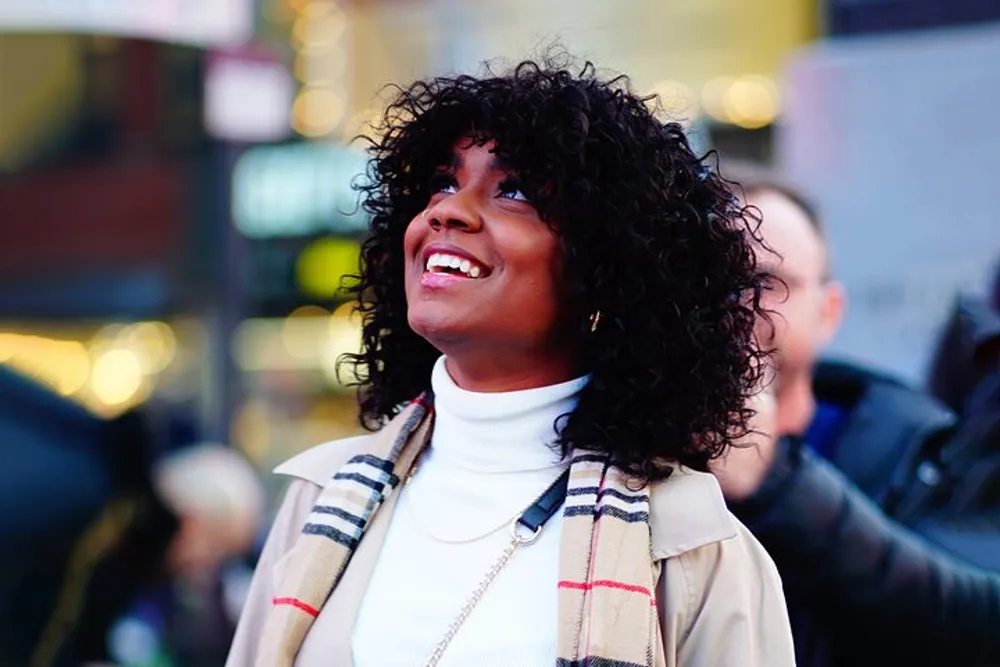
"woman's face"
403,139,568,365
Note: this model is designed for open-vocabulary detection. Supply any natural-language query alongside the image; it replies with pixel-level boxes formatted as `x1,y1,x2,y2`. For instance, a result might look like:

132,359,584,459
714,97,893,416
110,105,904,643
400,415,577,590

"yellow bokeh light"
300,0,336,18
91,348,143,406
56,341,91,396
0,333,92,397
0,333,15,362
292,5,346,55
294,50,347,87
231,399,272,465
292,87,346,137
124,321,177,374
722,76,780,130
701,76,737,123
293,53,311,83
320,303,363,385
88,325,125,362
295,237,360,298
281,305,329,359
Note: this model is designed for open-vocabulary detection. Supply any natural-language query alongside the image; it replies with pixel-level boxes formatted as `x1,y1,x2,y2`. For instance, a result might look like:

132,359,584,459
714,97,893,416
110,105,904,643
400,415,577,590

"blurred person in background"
228,57,794,667
0,369,264,667
711,169,1000,666
993,256,1000,311
927,291,1000,422
919,258,1000,566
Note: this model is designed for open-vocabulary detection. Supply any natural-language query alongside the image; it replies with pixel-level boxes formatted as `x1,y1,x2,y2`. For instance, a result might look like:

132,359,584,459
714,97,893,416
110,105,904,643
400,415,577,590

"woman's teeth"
425,253,483,278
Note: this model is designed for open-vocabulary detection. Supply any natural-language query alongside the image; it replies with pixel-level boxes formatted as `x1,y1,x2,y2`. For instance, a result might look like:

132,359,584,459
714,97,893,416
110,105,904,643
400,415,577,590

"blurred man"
154,444,264,582
712,171,1000,666
0,370,264,667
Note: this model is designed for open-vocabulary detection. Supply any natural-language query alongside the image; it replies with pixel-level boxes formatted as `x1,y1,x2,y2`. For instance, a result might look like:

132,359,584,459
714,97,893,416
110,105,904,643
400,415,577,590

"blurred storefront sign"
231,142,368,239
0,37,209,321
204,47,294,143
826,0,1000,36
230,142,367,312
0,0,253,46
239,234,361,315
0,161,182,279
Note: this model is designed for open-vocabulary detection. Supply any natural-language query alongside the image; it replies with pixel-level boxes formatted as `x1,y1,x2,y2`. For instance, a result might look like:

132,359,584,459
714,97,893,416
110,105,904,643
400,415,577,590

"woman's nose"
425,190,483,233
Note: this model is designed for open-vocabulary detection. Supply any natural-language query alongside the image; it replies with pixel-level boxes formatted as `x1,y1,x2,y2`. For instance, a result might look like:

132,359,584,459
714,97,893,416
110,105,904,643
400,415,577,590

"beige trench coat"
227,434,796,667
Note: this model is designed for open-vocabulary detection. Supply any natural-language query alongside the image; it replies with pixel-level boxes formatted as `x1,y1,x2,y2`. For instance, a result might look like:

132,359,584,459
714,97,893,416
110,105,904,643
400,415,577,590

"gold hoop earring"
588,311,602,333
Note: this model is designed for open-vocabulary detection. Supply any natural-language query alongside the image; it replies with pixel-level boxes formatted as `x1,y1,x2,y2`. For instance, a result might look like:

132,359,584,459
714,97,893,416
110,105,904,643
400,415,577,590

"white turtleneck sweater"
351,356,588,667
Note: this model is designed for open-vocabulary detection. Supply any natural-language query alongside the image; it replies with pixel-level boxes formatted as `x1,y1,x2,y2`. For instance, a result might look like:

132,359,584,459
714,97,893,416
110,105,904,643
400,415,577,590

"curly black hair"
342,58,769,480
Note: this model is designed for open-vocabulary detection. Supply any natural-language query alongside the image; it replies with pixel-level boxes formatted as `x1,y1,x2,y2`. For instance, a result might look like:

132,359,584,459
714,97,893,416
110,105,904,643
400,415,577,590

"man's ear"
819,280,846,346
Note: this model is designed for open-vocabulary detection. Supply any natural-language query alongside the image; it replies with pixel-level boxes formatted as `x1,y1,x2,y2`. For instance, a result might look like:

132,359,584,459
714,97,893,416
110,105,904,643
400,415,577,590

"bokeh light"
281,304,330,359
292,87,346,137
320,301,363,385
723,75,780,129
91,348,144,406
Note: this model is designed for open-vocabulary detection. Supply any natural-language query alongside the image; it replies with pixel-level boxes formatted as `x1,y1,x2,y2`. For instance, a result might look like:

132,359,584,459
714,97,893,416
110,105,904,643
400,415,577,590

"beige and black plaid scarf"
255,395,665,667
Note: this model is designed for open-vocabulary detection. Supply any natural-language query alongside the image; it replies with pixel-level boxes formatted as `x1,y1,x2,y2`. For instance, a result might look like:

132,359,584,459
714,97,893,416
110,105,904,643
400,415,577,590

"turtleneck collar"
428,355,589,473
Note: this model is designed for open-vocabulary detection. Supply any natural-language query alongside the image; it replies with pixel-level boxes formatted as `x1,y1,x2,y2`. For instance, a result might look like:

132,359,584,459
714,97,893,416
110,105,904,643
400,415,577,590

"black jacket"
735,437,1000,666
927,294,1000,418
924,295,1000,529
732,361,1000,666
0,370,178,667
809,360,957,516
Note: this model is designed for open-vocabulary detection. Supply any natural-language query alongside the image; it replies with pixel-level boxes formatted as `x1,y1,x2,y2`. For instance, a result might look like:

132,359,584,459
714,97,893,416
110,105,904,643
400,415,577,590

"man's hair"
721,161,824,239
153,444,263,525
339,56,772,480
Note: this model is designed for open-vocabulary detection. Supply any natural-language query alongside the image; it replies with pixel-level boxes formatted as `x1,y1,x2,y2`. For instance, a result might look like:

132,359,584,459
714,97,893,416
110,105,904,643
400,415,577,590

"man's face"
751,189,844,384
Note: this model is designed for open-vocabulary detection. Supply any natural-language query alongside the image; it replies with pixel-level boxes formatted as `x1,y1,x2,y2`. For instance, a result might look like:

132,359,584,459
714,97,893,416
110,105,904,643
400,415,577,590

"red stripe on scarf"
559,579,657,606
272,596,320,617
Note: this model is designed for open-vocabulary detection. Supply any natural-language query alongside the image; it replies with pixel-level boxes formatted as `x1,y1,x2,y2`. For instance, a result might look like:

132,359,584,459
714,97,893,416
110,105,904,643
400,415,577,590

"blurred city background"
1,0,998,665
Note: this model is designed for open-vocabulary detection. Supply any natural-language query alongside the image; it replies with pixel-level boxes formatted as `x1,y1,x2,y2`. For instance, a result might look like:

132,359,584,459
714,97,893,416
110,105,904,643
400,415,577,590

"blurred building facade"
781,3,1000,383
0,0,820,491
2,0,997,504
0,34,212,417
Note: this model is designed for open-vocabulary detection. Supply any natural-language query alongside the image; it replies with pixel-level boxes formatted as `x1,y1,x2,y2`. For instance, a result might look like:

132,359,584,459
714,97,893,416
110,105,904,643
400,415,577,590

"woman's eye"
497,181,530,202
430,174,457,194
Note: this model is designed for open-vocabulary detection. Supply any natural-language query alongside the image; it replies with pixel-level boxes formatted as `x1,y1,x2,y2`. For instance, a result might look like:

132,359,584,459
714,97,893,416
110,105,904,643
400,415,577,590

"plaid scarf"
255,396,664,667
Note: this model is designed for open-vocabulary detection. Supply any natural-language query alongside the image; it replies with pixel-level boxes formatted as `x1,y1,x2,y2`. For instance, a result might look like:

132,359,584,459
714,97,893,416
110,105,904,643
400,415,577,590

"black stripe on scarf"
312,505,365,528
567,487,649,504
331,471,399,492
302,523,360,549
344,453,396,473
564,505,650,523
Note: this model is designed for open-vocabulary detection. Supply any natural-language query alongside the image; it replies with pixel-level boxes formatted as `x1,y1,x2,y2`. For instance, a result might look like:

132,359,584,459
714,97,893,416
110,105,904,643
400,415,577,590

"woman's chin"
407,310,474,348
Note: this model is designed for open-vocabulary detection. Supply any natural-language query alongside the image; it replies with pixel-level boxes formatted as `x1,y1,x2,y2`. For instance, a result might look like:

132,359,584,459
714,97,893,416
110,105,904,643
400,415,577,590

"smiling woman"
227,56,795,667
402,139,571,390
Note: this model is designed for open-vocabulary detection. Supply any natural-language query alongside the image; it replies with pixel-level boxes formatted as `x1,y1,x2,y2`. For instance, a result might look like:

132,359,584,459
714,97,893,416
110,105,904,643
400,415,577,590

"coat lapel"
258,400,432,667
296,458,415,666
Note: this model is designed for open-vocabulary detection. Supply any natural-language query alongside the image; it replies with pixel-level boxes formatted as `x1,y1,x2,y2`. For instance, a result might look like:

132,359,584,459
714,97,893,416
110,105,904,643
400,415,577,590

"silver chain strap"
423,518,543,667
